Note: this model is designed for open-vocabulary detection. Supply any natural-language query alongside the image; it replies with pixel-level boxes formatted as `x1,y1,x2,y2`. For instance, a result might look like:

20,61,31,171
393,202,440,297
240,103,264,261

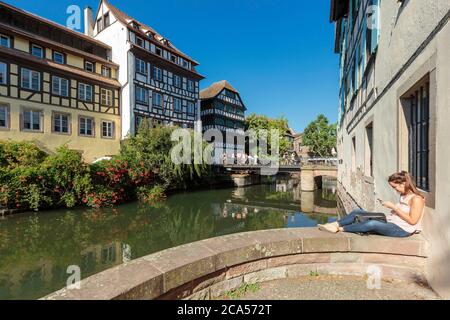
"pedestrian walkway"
226,275,440,300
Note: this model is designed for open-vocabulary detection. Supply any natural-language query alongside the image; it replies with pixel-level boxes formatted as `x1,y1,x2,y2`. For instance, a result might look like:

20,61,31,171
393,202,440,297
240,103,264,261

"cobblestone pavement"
227,275,441,300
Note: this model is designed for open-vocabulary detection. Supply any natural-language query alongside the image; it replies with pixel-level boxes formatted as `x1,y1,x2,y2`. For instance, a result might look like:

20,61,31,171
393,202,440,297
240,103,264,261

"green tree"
245,114,292,156
302,115,337,157
120,122,211,190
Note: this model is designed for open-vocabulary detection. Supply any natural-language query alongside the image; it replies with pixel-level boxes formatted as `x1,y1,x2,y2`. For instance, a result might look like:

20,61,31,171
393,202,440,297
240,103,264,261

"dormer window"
131,22,140,30
101,66,111,78
85,61,95,73
146,32,153,39
0,34,11,48
31,44,44,59
53,51,65,64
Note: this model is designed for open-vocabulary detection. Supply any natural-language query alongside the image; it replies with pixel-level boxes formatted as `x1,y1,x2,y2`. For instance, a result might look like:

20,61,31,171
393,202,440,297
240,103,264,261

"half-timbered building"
200,80,246,154
91,0,204,138
0,1,121,162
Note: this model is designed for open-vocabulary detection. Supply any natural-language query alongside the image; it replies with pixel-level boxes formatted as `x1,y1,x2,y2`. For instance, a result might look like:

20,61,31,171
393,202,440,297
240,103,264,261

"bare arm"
392,196,425,225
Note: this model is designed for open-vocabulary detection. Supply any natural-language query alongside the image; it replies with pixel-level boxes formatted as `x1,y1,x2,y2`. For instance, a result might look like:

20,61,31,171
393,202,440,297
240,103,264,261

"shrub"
0,144,91,211
137,185,167,205
0,140,47,169
88,157,154,207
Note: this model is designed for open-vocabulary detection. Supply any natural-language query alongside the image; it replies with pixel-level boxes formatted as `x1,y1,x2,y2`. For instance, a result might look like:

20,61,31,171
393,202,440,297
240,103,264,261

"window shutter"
19,112,23,131
112,122,115,139
51,113,54,133
93,119,96,137
7,107,11,129
40,111,44,132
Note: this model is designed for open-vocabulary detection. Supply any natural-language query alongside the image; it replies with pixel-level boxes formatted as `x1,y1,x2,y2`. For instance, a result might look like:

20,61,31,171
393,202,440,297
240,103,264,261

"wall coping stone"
43,228,427,300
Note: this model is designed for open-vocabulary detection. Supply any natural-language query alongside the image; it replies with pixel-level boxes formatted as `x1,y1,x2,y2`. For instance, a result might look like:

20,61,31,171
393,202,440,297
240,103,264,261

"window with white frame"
136,58,147,75
153,92,162,107
85,61,95,73
153,67,162,81
79,117,94,136
0,34,10,48
0,105,9,129
53,113,70,134
174,98,182,112
78,83,93,102
101,88,113,106
101,66,111,78
22,109,42,131
101,121,114,139
135,86,148,104
187,80,194,92
52,76,69,97
53,51,65,64
0,62,7,85
31,44,44,58
21,68,40,91
187,101,195,114
173,75,181,88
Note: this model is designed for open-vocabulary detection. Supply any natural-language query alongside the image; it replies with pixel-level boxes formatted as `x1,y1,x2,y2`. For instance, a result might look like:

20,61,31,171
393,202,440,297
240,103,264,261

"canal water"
0,177,339,300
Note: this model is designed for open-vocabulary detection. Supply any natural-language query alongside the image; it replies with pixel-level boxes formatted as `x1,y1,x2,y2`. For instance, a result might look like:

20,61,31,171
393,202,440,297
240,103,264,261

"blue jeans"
338,209,412,238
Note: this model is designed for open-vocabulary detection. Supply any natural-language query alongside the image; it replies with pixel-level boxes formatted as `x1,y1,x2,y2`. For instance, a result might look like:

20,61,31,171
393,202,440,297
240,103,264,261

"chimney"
84,6,94,37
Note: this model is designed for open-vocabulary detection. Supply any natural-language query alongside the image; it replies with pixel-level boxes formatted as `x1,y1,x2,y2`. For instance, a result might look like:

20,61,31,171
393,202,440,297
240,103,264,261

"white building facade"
331,0,450,298
89,0,204,139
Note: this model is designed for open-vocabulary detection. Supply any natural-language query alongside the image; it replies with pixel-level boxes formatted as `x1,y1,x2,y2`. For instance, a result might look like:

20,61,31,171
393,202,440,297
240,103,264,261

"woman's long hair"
388,171,424,198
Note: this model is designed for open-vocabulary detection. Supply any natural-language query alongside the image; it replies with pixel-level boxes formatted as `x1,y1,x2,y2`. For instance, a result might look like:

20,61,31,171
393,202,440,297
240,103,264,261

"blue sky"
5,0,339,132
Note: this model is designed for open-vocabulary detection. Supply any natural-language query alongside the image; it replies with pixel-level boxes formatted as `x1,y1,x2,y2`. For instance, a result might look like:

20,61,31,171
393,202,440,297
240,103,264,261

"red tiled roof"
200,80,239,100
0,1,112,49
103,0,199,65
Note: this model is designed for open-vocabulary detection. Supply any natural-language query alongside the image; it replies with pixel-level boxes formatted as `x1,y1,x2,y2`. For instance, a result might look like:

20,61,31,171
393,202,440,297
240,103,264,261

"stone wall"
43,228,429,300
337,181,361,214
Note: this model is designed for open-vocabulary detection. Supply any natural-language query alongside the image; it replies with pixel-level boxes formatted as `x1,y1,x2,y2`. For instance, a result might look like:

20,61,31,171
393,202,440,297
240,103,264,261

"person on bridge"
318,171,425,238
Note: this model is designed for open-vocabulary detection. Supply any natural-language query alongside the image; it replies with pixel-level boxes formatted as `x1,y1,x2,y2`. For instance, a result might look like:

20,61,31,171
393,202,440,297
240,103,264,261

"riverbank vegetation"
245,114,293,156
0,124,212,212
302,115,337,157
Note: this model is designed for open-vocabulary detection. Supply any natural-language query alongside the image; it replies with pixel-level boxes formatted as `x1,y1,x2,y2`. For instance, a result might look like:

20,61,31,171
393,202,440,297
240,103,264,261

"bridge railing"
302,157,338,167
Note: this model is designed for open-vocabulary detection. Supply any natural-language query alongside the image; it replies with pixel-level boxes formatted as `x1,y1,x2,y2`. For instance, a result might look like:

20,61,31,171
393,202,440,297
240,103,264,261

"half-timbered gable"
92,0,204,136
200,81,247,153
0,2,121,162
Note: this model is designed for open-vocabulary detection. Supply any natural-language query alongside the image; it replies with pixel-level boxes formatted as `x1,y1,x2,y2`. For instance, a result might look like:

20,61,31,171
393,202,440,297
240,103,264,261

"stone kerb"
43,228,428,300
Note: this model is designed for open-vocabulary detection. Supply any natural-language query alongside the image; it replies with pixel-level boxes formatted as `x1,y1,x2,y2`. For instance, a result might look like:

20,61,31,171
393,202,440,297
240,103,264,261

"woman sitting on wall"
318,171,425,238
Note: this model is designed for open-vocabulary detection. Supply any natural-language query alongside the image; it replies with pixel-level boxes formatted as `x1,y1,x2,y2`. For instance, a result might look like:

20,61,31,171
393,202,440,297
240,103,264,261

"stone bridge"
300,165,338,192
44,228,429,300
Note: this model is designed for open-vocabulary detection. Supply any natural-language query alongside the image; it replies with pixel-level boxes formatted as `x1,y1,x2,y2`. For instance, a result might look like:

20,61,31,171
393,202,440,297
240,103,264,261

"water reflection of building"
212,178,338,222
81,242,126,273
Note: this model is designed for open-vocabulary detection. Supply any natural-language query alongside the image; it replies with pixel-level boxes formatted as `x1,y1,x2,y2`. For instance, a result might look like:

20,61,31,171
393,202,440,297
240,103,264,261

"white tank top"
386,193,424,234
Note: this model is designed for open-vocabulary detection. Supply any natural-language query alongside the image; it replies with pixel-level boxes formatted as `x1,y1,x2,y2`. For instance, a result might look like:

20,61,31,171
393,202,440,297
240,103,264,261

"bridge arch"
300,166,338,192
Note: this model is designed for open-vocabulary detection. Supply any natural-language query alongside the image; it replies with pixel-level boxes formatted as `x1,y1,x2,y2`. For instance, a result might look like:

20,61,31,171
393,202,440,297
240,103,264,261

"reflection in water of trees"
0,178,337,300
